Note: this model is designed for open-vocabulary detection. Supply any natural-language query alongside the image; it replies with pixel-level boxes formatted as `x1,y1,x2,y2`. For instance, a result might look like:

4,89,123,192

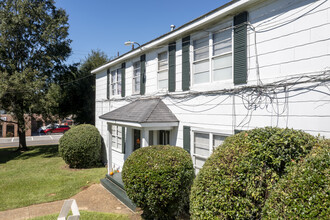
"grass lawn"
29,210,130,220
0,145,106,211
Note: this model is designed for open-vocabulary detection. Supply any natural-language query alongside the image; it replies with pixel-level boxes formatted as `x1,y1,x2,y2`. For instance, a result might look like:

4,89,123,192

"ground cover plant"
262,140,330,219
30,210,130,220
0,145,106,211
59,124,102,168
122,145,194,219
190,127,317,219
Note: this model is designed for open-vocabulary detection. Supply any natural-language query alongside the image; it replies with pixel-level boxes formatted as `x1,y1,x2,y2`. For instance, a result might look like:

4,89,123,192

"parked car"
43,125,70,135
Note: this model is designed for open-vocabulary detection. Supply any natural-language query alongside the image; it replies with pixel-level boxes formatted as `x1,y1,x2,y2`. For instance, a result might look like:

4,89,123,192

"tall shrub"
59,124,101,168
262,140,329,219
190,127,317,219
122,145,194,219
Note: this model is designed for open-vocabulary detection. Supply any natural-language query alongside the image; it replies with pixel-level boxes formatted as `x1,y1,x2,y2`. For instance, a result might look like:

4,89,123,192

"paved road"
0,134,62,148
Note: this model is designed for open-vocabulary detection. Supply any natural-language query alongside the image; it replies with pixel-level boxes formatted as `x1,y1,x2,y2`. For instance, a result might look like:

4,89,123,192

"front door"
133,129,141,151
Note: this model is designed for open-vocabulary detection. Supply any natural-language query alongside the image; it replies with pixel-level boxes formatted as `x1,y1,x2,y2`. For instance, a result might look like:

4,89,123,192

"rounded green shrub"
190,127,317,219
122,145,194,219
262,140,329,219
59,124,101,168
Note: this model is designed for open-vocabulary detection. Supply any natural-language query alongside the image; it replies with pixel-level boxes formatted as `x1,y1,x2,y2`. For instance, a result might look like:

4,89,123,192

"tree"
0,0,71,150
55,50,109,125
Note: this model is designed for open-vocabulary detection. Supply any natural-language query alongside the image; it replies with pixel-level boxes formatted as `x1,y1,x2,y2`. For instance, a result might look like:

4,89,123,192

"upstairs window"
193,36,209,84
111,68,122,96
158,51,168,90
212,28,232,81
192,24,232,85
133,61,141,94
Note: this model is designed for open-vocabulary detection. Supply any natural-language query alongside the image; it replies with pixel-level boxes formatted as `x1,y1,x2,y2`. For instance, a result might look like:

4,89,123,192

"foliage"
262,140,330,219
122,145,194,219
0,145,106,211
190,127,317,219
30,210,130,220
54,50,109,125
0,0,71,149
59,124,101,168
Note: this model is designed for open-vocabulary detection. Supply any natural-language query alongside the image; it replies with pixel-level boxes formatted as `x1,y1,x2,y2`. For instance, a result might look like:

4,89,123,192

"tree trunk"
17,114,28,151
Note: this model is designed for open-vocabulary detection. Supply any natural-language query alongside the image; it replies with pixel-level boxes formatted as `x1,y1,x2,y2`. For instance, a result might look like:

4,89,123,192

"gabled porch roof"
99,99,179,128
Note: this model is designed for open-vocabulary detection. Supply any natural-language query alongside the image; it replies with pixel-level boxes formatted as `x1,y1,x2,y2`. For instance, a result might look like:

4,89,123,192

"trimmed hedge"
59,124,101,168
190,127,317,219
122,145,194,219
262,140,330,219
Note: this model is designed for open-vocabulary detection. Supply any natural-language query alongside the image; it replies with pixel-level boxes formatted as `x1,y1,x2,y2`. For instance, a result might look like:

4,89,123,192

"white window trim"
190,21,234,87
132,60,141,94
157,50,169,91
191,130,230,172
111,125,123,153
110,66,122,97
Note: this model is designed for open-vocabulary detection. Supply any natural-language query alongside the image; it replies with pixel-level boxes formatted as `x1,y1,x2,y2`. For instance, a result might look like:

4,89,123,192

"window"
193,132,228,174
212,29,232,81
111,69,122,96
159,130,170,145
193,133,209,173
133,61,141,94
158,51,168,90
192,25,232,85
193,36,209,84
111,125,122,152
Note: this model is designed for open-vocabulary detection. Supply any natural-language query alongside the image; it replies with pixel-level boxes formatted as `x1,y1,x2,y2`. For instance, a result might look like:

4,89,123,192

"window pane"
213,29,232,56
194,60,209,73
117,69,121,82
213,67,232,81
133,61,141,93
213,135,226,149
111,70,116,82
194,133,209,157
213,54,232,81
195,156,207,168
158,70,168,80
194,36,209,61
158,79,168,89
158,52,168,71
193,60,209,84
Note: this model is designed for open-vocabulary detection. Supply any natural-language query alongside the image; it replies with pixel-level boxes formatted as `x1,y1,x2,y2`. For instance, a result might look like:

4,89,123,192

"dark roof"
99,99,178,123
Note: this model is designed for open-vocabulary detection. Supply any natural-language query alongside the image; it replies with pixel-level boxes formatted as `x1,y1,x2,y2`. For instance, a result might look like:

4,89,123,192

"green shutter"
121,62,125,97
234,11,248,85
183,126,191,153
140,54,146,95
122,127,125,153
168,42,176,92
182,36,190,91
107,69,110,99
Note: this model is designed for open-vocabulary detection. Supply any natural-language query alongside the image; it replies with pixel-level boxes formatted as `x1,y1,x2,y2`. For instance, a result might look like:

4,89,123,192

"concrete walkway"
0,184,141,220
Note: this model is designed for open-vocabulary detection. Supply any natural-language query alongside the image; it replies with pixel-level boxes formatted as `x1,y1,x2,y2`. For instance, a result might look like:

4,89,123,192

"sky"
54,0,231,65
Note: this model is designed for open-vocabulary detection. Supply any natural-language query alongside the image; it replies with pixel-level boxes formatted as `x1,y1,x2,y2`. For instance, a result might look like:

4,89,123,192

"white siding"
95,0,330,171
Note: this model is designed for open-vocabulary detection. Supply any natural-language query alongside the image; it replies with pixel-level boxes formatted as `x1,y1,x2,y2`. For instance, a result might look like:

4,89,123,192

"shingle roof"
99,99,178,123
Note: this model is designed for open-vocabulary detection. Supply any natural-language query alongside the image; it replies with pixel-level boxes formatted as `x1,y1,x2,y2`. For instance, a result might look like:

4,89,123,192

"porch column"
141,128,149,147
107,123,112,173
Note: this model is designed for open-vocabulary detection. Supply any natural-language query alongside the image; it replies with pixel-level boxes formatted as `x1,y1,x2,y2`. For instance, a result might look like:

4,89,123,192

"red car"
43,125,70,135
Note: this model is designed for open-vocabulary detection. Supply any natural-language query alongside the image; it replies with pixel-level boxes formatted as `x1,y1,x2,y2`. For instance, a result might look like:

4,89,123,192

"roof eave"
91,0,260,74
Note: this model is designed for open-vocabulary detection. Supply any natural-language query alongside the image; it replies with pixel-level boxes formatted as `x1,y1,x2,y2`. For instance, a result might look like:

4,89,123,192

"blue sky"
55,0,231,64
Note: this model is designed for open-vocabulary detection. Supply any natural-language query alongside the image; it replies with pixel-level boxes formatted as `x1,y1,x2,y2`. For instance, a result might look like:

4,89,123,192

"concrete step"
100,177,136,211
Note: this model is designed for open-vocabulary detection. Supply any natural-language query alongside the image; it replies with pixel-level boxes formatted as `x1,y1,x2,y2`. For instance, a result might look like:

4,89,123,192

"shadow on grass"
0,145,59,164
